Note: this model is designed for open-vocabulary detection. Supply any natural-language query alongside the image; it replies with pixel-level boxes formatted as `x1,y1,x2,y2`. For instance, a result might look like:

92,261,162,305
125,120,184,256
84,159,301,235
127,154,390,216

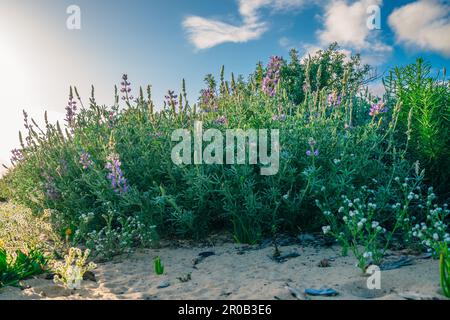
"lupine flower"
120,74,134,101
65,96,77,128
200,88,217,112
369,102,387,117
105,153,129,194
79,151,94,170
22,110,32,130
328,92,342,106
42,171,60,200
215,115,228,126
165,90,178,108
272,113,287,121
306,138,319,157
262,56,283,97
303,83,310,93
10,149,24,164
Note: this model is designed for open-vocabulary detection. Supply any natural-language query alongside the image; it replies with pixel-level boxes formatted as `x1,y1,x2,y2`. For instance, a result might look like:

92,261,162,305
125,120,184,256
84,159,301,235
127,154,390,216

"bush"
0,202,62,255
384,58,450,194
0,248,47,288
0,47,447,256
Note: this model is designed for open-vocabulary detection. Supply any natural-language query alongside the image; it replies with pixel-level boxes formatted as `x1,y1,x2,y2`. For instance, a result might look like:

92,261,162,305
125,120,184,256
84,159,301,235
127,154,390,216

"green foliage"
0,202,62,255
384,58,450,193
0,248,47,288
317,171,429,271
0,46,447,257
153,256,164,275
440,248,450,298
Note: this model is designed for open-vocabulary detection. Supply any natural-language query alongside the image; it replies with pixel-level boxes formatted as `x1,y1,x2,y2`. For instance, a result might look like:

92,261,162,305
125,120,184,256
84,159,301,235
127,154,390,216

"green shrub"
1,47,447,254
0,248,47,288
384,58,450,194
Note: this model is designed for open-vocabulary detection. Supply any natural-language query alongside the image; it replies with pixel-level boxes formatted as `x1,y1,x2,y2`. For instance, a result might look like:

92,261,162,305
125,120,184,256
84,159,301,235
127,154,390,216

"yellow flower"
0,238,4,248
65,228,73,236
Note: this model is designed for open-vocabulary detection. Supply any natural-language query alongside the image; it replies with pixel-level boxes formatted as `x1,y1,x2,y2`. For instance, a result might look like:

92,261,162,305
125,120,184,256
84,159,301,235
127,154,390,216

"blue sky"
0,0,449,166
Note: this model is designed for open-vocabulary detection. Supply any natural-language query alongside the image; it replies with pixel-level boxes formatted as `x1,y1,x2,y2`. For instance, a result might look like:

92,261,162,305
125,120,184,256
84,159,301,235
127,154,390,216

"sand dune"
0,238,446,300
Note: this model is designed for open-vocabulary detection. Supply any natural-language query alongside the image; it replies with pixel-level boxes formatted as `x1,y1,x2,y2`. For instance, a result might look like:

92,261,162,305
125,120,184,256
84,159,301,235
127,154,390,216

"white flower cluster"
53,247,96,290
411,201,450,252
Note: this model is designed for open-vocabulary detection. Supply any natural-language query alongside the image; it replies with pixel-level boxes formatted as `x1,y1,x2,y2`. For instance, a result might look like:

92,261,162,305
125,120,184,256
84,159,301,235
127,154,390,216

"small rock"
198,251,215,258
298,233,315,243
317,259,331,268
83,271,97,282
44,273,55,280
305,288,338,297
157,280,170,289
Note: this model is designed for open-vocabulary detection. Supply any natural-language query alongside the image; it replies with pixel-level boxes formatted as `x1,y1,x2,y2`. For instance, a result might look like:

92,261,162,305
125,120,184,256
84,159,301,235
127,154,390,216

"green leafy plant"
410,191,449,297
384,58,450,193
153,256,164,275
0,248,47,288
440,247,450,298
0,46,447,254
317,172,426,272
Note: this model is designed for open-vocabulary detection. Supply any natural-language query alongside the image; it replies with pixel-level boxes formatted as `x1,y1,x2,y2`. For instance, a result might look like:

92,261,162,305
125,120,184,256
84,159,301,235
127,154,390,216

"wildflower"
372,221,379,229
328,92,342,106
369,102,387,117
42,171,60,201
215,115,228,126
22,110,31,130
165,90,178,109
10,148,24,164
272,113,287,121
262,56,283,97
322,226,331,235
433,233,439,241
79,151,93,170
200,88,217,112
357,221,364,230
65,228,73,237
105,153,129,194
65,96,77,128
120,74,134,101
363,252,373,259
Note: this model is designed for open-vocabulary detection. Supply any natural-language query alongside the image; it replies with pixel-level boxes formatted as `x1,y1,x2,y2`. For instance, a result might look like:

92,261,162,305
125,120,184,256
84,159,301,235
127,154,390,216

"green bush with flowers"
0,44,448,281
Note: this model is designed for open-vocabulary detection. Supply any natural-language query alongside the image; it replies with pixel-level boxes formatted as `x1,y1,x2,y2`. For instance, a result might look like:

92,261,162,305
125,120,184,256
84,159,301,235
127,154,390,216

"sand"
0,236,447,300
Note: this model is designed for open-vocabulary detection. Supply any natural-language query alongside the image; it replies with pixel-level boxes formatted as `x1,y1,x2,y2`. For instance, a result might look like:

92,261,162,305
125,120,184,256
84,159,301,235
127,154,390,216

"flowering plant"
53,247,96,290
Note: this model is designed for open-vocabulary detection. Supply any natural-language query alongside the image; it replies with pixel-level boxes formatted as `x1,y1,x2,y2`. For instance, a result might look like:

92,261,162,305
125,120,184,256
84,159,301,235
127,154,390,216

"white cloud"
183,0,310,50
318,0,383,49
388,0,450,57
300,0,392,65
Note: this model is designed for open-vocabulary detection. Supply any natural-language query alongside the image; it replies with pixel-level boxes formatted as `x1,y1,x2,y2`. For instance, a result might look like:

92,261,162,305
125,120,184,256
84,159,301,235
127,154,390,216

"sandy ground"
0,236,447,300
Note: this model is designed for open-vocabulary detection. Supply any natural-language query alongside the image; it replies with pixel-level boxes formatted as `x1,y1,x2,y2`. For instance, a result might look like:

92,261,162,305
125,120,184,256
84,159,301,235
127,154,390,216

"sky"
0,0,449,169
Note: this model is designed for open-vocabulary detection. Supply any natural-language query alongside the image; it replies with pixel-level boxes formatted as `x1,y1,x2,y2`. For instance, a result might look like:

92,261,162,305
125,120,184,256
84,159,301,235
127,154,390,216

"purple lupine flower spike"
369,102,387,117
10,149,24,164
262,56,283,97
105,153,129,194
65,96,77,129
120,74,134,101
79,151,94,170
165,90,178,109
